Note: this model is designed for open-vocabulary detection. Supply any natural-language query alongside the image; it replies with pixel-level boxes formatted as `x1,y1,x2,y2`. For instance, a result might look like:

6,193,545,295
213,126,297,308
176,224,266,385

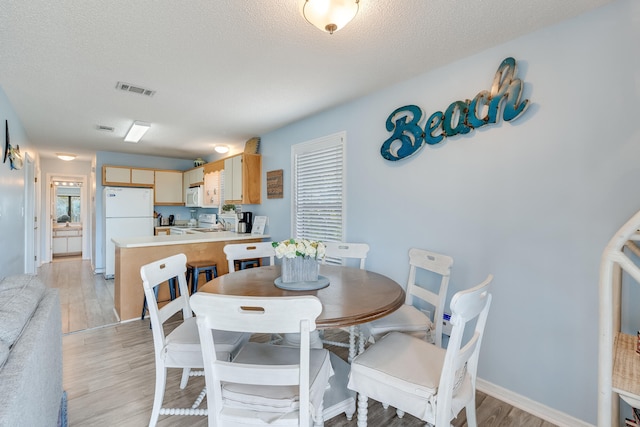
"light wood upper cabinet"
102,156,261,206
154,170,183,205
223,153,261,205
183,166,204,190
102,166,154,187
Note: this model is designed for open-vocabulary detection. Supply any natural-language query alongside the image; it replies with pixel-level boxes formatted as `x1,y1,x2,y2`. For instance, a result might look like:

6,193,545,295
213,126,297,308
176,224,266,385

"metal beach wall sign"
380,57,530,161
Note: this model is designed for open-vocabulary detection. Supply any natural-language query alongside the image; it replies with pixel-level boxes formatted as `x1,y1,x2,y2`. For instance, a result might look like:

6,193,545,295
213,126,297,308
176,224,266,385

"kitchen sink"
190,227,223,233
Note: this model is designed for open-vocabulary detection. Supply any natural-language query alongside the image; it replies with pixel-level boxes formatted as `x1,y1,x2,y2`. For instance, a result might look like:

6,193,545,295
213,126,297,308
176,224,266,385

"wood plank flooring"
39,257,118,334
39,259,558,426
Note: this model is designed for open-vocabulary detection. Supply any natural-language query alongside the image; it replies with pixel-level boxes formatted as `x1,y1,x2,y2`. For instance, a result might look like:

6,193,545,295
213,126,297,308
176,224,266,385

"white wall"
256,0,640,423
0,86,36,278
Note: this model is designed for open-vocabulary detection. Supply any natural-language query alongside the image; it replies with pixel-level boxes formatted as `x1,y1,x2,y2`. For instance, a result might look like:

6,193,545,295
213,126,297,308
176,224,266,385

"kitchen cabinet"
203,160,224,208
52,226,82,255
223,153,261,205
102,166,154,187
154,170,183,205
183,166,204,193
598,209,640,426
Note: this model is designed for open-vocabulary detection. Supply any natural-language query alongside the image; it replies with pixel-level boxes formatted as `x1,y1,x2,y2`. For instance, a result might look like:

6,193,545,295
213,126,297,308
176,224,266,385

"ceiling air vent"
96,125,115,132
115,82,155,97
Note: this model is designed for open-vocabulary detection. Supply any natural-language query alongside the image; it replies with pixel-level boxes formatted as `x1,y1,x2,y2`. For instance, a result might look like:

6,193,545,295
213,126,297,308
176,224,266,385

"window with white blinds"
291,132,346,244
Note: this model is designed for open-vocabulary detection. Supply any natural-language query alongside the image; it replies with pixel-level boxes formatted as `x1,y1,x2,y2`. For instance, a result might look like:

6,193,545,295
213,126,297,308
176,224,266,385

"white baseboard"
476,378,595,427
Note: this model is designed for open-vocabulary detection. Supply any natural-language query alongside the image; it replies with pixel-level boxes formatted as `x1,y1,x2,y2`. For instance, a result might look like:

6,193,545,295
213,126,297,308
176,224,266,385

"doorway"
45,174,89,263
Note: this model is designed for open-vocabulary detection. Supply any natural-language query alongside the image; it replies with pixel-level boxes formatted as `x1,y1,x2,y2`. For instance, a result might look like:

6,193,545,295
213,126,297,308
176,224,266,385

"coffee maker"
237,212,253,233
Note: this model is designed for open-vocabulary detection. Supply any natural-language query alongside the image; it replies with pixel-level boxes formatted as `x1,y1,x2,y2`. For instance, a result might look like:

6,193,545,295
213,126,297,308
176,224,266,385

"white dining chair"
348,275,493,427
223,241,275,272
140,253,250,427
360,247,453,348
190,293,333,427
320,242,370,361
224,242,286,345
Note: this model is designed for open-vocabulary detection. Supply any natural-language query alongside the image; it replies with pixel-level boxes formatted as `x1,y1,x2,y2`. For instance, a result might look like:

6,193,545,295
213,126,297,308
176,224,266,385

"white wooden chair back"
190,293,323,427
405,248,453,347
223,241,275,272
435,274,492,427
140,253,192,355
322,242,370,269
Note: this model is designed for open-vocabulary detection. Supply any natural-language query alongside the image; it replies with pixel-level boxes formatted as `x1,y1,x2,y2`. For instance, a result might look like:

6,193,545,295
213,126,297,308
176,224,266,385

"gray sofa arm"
0,289,63,427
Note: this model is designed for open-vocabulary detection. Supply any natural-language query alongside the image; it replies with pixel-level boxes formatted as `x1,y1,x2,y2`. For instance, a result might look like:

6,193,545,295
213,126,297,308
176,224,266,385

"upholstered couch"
0,274,64,427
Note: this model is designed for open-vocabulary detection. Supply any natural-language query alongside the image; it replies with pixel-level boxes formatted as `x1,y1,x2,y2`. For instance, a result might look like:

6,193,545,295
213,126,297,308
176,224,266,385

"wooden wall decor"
266,169,283,199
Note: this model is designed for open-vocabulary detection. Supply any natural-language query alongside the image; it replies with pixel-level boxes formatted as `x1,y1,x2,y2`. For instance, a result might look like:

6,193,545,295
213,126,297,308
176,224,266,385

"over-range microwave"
185,185,204,207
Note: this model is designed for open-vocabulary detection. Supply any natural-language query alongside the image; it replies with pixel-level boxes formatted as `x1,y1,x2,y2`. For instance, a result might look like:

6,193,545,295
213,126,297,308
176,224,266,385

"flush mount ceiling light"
301,0,359,35
124,121,151,143
56,153,76,161
214,145,229,154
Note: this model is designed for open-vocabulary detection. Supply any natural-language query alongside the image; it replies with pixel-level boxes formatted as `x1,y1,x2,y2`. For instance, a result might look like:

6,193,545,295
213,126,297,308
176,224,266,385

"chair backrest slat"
405,248,453,347
323,242,369,269
224,242,276,272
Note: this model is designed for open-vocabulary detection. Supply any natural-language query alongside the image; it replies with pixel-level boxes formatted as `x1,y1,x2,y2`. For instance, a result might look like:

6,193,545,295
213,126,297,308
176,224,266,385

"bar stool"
233,259,260,271
141,277,177,320
185,260,218,294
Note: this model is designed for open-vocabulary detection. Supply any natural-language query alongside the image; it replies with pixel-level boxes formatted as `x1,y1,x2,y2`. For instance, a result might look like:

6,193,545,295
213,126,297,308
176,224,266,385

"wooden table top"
199,264,406,329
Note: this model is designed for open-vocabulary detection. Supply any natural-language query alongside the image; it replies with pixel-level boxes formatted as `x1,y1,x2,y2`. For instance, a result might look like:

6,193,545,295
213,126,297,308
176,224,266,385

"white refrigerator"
103,187,154,279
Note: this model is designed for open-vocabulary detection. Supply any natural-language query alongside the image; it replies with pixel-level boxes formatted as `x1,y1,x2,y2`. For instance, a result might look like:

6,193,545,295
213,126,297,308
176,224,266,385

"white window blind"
292,132,346,244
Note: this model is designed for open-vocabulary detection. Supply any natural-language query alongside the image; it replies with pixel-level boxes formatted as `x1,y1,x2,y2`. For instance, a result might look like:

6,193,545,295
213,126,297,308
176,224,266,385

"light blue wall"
0,86,34,278
255,1,640,423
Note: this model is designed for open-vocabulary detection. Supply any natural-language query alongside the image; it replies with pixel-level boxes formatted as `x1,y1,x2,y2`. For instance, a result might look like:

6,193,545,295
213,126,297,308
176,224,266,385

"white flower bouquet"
272,238,325,283
272,238,326,260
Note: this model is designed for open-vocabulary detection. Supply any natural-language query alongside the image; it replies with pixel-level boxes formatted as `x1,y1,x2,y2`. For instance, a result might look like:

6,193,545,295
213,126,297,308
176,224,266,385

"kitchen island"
112,231,270,321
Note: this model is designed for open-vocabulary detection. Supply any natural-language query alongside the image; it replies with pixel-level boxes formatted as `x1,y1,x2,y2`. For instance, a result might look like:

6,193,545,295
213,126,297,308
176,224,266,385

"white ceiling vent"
115,82,155,97
96,125,114,132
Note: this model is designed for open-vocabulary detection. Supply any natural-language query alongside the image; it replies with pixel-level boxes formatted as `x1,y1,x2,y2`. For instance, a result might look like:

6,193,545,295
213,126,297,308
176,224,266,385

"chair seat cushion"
164,317,248,365
221,342,333,416
348,332,471,422
363,304,431,339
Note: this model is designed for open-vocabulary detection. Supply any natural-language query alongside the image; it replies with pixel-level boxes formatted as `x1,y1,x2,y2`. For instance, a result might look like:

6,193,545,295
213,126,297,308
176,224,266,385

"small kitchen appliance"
238,211,253,233
185,185,204,207
189,209,198,227
168,215,175,226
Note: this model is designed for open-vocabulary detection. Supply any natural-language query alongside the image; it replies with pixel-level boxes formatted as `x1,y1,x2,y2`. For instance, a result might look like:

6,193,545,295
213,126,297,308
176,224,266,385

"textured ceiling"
0,0,614,161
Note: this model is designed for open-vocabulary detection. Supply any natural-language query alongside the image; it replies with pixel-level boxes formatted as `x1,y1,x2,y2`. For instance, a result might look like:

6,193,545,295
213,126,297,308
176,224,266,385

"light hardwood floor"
39,256,118,334
40,259,558,426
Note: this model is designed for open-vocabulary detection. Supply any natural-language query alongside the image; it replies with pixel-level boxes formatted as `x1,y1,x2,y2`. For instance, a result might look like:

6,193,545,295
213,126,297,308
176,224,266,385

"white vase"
282,256,319,283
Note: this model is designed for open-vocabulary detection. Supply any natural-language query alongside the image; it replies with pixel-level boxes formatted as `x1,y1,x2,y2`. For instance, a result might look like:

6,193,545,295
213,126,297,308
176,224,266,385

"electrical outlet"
442,312,453,336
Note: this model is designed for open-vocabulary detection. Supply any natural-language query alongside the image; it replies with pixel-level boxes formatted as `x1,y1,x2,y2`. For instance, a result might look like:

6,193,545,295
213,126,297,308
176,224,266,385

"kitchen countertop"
112,231,270,248
53,225,82,231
